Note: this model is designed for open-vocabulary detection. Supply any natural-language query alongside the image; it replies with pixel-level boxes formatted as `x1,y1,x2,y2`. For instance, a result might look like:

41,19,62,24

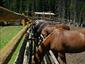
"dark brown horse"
32,28,85,64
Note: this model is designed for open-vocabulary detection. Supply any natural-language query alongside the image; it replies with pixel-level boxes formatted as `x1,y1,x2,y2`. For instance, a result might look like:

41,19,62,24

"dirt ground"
66,51,85,64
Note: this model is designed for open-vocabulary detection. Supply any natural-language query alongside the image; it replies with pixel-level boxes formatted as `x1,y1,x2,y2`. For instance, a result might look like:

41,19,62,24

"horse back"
63,30,85,53
76,28,85,35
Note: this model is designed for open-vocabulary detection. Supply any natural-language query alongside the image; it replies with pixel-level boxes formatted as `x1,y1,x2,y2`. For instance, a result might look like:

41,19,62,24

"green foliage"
0,0,85,23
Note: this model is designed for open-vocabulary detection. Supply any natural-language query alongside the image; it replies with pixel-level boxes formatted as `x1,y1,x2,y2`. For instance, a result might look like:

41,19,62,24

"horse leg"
52,50,60,64
58,52,66,64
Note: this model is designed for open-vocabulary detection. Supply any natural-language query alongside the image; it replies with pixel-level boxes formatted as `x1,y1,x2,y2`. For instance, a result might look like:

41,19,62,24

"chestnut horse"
32,20,70,44
41,25,85,38
32,29,85,64
41,23,70,37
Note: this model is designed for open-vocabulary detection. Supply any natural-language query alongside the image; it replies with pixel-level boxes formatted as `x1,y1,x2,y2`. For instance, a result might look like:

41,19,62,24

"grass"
0,26,2,29
8,36,25,64
0,26,23,49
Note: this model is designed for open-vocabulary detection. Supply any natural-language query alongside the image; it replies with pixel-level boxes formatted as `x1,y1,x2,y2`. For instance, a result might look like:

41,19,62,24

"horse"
31,20,69,44
32,28,85,64
41,25,85,37
41,23,70,37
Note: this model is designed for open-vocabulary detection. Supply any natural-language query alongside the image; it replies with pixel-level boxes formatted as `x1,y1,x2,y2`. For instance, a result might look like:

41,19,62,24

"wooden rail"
0,25,28,64
49,50,59,64
0,6,28,21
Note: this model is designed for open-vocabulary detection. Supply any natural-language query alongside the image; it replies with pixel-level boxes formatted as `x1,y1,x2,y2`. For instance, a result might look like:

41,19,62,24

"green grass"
0,26,23,49
0,26,2,29
8,36,25,64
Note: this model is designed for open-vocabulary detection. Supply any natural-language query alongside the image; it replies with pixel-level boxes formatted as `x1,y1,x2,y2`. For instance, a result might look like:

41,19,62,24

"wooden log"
0,6,29,22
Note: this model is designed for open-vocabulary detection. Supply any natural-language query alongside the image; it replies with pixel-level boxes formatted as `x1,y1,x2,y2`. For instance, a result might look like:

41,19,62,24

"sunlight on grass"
8,36,25,64
0,26,23,49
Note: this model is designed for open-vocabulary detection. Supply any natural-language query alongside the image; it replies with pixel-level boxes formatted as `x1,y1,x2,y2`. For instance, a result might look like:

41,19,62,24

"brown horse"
41,25,85,38
32,28,85,64
41,23,70,37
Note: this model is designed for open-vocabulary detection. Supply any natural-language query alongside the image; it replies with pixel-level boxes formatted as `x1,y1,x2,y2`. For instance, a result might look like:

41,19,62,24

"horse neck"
34,32,53,63
34,44,50,63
